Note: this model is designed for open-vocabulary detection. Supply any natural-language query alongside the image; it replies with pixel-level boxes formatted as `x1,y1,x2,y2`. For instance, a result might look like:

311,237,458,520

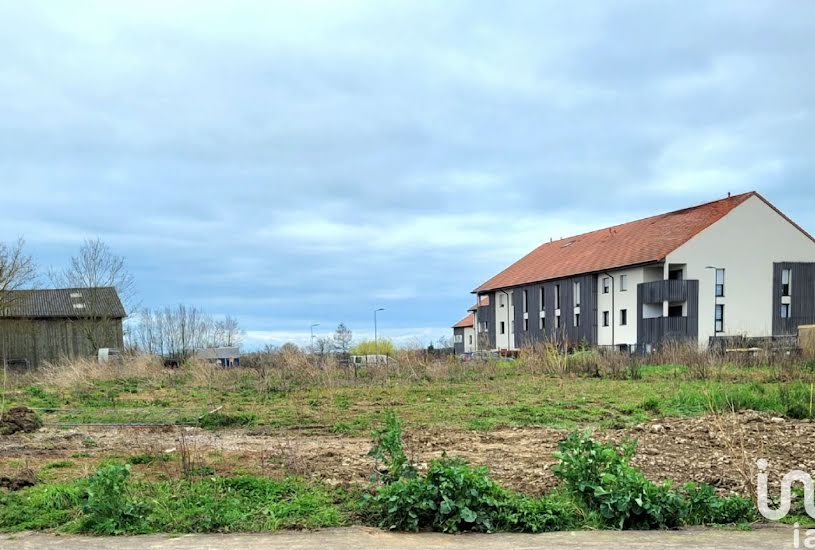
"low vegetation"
2,345,813,433
1,345,811,535
0,413,755,534
363,415,754,533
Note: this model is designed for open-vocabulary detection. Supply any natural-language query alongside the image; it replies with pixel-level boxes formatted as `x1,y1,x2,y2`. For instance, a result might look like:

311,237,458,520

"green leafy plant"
682,482,755,525
80,463,150,534
368,410,416,483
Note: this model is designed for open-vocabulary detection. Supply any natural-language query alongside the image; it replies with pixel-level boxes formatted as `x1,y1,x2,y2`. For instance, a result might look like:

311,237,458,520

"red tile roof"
452,312,474,329
467,295,490,312
474,192,757,293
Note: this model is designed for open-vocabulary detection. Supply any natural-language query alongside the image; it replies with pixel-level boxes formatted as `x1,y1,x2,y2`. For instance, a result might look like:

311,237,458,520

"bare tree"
50,238,137,351
214,315,243,347
332,323,352,355
132,305,243,361
1,239,37,417
0,238,37,315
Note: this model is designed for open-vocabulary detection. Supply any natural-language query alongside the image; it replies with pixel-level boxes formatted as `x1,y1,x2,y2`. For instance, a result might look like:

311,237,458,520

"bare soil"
1,411,812,495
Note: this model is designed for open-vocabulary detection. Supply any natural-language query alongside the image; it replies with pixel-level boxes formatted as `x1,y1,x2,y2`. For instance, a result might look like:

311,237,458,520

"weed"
367,410,416,483
80,463,150,535
198,411,257,430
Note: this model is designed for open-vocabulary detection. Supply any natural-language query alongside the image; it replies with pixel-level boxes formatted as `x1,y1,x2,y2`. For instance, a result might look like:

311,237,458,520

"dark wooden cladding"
0,318,124,368
639,279,693,304
475,292,496,350
453,327,465,355
512,274,598,347
772,263,815,335
637,279,699,346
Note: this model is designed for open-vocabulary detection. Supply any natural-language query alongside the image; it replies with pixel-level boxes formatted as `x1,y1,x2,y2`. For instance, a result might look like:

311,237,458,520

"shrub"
368,458,577,533
553,431,754,529
682,482,755,525
79,463,150,534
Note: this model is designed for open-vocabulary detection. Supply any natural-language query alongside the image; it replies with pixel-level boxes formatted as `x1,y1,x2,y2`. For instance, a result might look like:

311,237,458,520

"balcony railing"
638,279,698,304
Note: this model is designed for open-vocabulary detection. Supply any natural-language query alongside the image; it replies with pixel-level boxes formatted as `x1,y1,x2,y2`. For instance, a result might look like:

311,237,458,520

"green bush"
553,431,754,529
80,463,150,534
682,482,755,525
367,458,576,533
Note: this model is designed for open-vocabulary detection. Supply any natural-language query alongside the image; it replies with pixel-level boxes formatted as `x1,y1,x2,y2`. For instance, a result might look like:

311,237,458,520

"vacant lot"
1,352,814,532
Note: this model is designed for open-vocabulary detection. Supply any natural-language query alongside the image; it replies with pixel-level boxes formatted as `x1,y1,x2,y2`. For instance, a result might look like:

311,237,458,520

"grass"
0,473,349,533
3,361,814,435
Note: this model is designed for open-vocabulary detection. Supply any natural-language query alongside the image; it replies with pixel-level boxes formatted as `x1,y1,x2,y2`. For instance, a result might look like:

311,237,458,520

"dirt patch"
0,407,43,435
1,412,812,496
0,468,37,490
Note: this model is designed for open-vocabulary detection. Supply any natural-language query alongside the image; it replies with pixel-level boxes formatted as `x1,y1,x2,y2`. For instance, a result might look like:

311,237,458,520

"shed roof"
0,287,126,319
197,347,240,359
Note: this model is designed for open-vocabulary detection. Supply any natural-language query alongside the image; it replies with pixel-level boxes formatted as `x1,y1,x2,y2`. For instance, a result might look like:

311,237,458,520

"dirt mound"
0,468,37,490
0,407,43,435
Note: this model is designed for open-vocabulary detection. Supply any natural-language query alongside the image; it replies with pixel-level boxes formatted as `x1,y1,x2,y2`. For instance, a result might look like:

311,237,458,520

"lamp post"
374,308,385,356
705,266,720,347
310,323,320,353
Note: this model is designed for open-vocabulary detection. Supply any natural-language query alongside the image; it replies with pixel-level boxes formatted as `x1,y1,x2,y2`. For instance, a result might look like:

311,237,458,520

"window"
499,293,505,308
485,321,489,331
573,281,581,307
669,269,683,280
602,311,609,327
715,268,725,297
468,334,473,345
540,287,545,311
782,268,792,297
781,303,791,319
620,274,627,292
555,284,561,309
555,315,561,328
523,318,528,331
454,334,463,343
540,316,545,330
620,309,628,326
511,320,515,333
602,277,610,294
574,312,580,327
668,305,683,318
715,304,724,332
523,289,528,313
500,321,505,334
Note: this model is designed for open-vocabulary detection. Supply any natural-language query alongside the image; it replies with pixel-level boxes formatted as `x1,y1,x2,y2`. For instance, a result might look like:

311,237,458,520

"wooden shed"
0,287,126,368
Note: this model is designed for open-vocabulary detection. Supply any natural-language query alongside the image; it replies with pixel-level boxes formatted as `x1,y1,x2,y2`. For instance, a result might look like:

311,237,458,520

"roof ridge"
537,191,756,247
473,192,757,293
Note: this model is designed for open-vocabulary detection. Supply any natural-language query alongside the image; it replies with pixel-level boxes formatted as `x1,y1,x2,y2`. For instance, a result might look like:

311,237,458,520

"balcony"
638,279,698,304
638,316,693,344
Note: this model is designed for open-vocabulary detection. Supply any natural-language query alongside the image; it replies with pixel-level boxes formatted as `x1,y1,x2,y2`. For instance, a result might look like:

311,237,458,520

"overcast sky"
2,1,814,349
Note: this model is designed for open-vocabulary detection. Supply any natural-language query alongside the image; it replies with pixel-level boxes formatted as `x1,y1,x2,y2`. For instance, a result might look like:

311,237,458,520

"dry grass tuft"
39,354,164,390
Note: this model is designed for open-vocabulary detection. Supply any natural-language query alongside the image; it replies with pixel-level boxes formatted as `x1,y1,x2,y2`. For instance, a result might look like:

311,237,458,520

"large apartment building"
453,192,815,352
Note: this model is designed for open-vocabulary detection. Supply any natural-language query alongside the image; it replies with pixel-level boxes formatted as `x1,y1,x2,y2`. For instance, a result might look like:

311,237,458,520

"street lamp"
310,323,320,353
374,308,385,357
705,266,720,347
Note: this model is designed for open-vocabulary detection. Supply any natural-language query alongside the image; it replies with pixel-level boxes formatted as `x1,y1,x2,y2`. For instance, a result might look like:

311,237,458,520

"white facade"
469,194,815,352
494,289,515,350
668,194,815,347
596,265,663,347
460,326,476,353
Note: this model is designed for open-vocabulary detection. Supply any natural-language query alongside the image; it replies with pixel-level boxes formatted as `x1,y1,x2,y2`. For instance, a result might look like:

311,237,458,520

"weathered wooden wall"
0,318,124,368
